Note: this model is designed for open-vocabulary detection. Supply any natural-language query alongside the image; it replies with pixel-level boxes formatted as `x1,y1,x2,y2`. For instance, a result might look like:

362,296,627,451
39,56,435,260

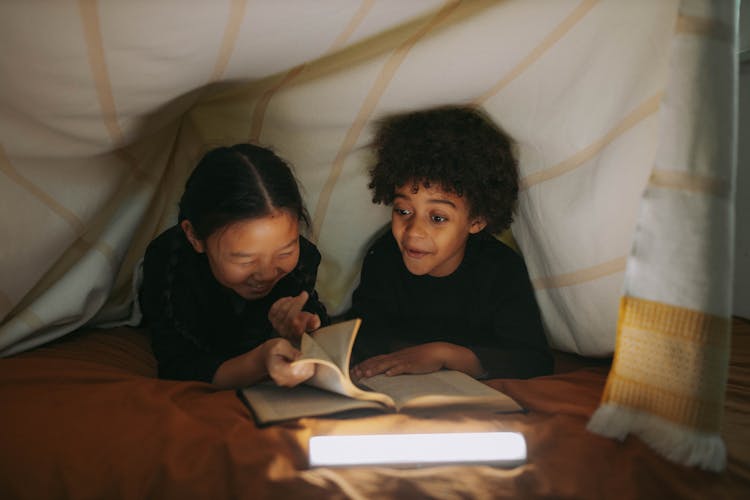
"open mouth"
404,247,429,259
246,282,273,293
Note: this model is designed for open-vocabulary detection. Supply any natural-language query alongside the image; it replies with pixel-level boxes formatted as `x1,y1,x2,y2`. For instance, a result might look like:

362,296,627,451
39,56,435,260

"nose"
404,216,426,238
251,263,279,282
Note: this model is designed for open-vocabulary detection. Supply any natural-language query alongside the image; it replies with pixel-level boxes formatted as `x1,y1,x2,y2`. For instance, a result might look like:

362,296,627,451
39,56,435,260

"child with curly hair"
348,105,552,380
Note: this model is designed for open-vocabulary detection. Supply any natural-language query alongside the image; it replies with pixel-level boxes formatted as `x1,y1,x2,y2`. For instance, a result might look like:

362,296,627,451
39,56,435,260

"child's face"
391,183,486,277
182,210,300,300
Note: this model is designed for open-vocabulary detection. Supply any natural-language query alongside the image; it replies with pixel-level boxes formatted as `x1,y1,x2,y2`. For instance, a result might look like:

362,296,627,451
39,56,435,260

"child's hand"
351,342,453,379
351,342,485,379
263,338,315,387
268,291,321,341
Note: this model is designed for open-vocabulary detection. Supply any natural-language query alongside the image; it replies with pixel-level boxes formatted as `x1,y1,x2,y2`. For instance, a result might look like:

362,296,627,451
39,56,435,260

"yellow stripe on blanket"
603,296,730,432
589,296,731,470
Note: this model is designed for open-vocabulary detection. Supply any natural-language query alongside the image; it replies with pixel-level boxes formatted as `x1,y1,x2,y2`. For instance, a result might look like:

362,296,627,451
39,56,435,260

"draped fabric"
0,0,736,470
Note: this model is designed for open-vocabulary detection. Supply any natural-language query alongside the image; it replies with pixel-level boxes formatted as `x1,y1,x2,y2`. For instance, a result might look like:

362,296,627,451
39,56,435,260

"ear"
180,220,205,253
469,217,487,234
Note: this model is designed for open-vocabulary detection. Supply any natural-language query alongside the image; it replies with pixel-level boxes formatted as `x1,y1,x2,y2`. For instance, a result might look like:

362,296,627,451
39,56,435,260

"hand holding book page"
238,319,524,425
293,319,394,406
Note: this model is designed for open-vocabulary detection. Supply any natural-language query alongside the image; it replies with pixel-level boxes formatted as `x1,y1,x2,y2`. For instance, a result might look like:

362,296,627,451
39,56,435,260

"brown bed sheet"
1,319,748,499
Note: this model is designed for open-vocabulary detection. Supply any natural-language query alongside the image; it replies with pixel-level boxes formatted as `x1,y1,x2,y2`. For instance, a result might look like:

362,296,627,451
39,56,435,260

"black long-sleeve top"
347,230,552,379
138,225,329,383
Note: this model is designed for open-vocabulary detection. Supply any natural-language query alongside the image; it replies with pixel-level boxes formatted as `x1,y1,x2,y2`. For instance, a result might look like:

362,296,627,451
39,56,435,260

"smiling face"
181,210,300,300
391,183,486,277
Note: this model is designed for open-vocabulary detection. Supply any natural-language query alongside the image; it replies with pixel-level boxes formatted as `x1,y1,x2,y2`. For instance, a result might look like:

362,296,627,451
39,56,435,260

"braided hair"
161,144,310,349
178,144,310,237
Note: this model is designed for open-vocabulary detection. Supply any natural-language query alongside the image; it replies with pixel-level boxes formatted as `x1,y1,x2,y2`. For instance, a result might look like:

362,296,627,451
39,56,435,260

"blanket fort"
0,0,737,471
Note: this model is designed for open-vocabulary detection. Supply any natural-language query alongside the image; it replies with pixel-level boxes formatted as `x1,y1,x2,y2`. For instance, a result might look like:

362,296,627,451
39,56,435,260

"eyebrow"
393,193,457,208
229,237,298,258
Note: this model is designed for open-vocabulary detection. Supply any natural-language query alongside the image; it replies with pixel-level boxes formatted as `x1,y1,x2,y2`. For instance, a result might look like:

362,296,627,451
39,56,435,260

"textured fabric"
602,297,730,432
139,226,328,382
586,0,736,471
347,230,552,379
0,0,737,470
0,320,747,499
588,297,731,469
1,0,685,357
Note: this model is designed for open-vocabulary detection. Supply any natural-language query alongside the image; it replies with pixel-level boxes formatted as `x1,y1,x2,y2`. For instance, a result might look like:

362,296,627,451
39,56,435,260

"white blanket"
0,0,736,470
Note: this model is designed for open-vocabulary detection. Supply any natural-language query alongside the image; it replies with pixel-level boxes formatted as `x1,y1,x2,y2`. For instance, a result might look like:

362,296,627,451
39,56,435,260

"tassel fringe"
587,403,726,472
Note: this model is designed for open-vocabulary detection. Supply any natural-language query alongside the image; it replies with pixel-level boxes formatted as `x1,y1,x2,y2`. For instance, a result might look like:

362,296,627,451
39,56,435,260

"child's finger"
267,337,299,360
269,292,312,339
266,340,315,387
274,361,314,387
384,362,409,376
268,296,293,325
292,362,315,380
355,354,395,378
281,291,309,325
269,292,306,326
303,313,321,332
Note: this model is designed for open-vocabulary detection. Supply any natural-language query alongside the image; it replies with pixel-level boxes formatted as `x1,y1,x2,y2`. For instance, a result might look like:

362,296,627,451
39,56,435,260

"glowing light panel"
309,431,526,468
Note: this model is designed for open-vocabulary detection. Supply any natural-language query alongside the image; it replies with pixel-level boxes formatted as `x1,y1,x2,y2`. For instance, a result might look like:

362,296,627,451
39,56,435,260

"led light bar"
309,431,526,468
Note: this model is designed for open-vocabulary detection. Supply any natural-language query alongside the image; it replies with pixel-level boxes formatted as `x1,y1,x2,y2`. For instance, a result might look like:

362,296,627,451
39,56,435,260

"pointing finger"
282,291,309,326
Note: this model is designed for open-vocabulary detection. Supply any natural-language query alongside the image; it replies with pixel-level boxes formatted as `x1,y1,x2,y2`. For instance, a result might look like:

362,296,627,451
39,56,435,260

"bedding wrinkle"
327,0,376,52
249,65,308,142
78,0,123,144
0,291,11,322
472,0,599,106
249,0,374,142
15,326,156,376
114,147,157,185
153,392,268,497
301,468,369,500
530,256,627,290
0,144,85,234
209,0,247,83
310,0,462,242
0,154,145,328
15,308,45,331
0,321,747,498
131,127,187,249
519,92,663,191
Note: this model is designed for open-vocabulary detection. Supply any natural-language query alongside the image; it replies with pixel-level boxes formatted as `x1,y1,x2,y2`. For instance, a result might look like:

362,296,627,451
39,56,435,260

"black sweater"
138,225,329,382
347,230,552,379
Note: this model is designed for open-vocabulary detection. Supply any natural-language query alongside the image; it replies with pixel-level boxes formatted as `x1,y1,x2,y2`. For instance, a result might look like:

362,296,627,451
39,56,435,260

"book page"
292,319,394,407
239,383,387,425
296,332,334,364
360,370,523,412
304,319,361,371
293,359,395,406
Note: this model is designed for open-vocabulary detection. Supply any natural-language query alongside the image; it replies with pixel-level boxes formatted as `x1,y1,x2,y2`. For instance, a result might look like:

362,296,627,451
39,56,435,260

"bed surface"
1,319,748,499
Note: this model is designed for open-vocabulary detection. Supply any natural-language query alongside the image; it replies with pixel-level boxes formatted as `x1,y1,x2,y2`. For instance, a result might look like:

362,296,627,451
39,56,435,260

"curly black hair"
368,105,518,234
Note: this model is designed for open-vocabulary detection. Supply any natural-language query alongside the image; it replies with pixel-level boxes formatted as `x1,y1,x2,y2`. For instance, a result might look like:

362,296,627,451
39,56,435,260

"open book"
238,319,524,425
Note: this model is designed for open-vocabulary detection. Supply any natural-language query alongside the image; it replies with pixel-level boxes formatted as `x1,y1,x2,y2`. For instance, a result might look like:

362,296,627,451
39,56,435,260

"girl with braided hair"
138,144,329,389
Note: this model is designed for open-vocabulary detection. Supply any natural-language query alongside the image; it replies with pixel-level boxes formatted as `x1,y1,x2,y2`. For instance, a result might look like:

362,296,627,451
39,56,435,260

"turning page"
292,319,393,406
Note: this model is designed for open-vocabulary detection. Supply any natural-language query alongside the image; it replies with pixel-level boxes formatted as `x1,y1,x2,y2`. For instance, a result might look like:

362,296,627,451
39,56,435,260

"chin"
236,287,272,300
403,262,431,276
